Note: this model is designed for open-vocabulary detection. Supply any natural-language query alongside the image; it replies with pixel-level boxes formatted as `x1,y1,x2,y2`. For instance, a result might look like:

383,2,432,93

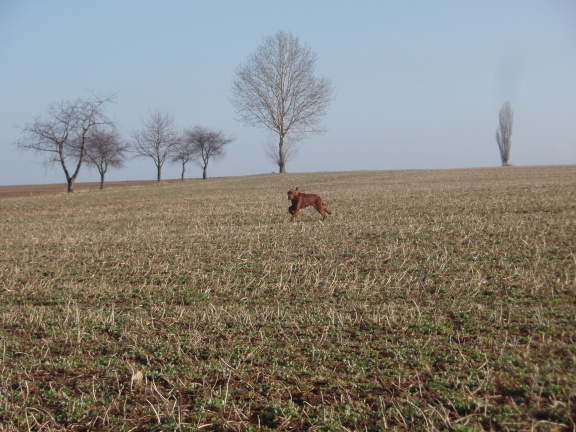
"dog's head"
287,187,299,201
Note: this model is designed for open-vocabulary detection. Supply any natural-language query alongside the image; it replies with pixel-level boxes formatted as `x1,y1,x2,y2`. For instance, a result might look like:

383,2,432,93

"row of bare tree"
130,111,233,184
16,31,336,192
15,31,514,192
16,95,233,192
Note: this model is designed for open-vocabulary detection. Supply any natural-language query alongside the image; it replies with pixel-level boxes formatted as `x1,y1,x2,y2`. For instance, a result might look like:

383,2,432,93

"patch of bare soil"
0,179,184,199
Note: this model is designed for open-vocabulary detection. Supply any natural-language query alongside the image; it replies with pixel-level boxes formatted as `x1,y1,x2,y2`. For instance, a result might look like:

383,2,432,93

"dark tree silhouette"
84,127,128,189
496,102,513,166
131,111,180,182
185,126,233,179
171,136,197,182
16,93,115,192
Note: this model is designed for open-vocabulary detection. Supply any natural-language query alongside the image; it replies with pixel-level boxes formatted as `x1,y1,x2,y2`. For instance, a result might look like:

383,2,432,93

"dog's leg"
320,200,331,216
312,201,327,220
289,202,301,221
290,207,300,221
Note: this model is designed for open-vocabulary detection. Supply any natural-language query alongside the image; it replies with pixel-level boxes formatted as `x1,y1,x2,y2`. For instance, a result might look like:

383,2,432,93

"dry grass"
1,166,575,431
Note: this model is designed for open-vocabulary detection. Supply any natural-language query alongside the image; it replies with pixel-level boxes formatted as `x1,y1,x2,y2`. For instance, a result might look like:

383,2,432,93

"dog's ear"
295,187,299,191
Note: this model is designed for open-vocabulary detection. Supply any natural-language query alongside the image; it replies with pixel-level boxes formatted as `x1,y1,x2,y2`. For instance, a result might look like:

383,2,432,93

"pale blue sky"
1,1,575,185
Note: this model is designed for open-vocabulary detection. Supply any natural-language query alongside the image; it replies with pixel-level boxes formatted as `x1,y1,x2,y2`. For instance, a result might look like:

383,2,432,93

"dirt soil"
0,179,184,199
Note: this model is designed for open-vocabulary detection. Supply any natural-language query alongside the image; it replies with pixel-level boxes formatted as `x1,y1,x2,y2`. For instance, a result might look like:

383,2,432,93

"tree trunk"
157,166,162,183
202,165,208,180
278,135,286,173
181,162,186,182
100,173,105,190
62,158,78,193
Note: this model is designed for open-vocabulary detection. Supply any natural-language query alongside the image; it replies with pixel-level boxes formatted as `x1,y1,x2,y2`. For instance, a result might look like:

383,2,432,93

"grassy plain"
0,166,575,431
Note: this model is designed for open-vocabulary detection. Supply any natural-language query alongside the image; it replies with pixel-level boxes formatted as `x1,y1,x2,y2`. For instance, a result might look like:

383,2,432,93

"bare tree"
84,127,128,189
496,101,513,166
231,31,334,173
185,126,233,179
131,111,180,182
264,133,298,168
171,136,197,182
16,93,115,192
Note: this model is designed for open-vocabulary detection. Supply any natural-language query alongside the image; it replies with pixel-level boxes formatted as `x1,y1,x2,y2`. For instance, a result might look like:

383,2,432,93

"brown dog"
287,187,331,221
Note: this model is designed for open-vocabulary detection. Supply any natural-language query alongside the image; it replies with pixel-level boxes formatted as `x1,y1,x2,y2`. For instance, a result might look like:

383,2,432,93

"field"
1,166,575,431
0,179,184,199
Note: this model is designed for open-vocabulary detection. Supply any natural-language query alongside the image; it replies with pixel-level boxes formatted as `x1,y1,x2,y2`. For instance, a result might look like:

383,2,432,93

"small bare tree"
131,111,180,182
231,31,334,173
185,126,233,179
171,136,197,182
496,101,513,166
84,127,128,189
16,93,115,192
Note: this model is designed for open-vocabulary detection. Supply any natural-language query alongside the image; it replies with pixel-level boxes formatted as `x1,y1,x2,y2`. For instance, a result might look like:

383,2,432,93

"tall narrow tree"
131,111,180,182
231,31,334,173
16,93,115,192
496,102,513,166
84,126,128,189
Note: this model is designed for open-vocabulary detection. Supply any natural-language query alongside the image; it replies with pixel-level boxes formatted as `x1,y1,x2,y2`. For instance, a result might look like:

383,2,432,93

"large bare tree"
496,101,513,166
16,93,115,192
185,126,233,179
84,126,128,189
131,111,180,182
231,31,334,173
